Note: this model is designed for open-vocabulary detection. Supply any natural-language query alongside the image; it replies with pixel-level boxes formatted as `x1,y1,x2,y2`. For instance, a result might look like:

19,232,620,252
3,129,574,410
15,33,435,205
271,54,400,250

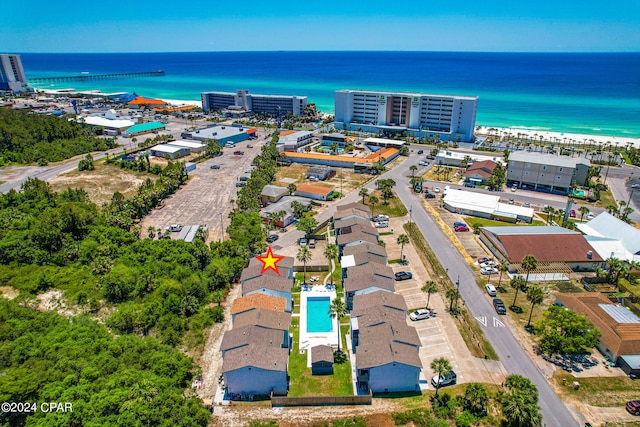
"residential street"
383,149,581,427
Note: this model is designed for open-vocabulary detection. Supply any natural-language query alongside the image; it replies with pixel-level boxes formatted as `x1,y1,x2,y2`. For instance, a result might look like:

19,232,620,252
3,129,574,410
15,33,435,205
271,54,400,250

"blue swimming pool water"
318,146,344,153
307,297,333,333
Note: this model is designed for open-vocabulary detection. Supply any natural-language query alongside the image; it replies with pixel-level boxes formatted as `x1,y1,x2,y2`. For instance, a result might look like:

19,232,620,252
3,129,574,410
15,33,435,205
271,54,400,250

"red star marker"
256,246,285,275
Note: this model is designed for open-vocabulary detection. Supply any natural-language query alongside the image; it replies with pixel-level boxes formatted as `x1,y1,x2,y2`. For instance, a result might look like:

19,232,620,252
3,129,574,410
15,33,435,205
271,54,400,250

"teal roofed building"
124,121,166,138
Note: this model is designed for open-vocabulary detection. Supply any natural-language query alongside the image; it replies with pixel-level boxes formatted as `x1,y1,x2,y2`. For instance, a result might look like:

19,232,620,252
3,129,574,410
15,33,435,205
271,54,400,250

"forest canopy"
0,107,116,164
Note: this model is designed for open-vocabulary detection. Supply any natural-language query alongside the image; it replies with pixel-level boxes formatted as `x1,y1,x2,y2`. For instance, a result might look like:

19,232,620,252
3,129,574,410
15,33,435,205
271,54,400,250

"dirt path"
197,283,241,401
210,399,402,427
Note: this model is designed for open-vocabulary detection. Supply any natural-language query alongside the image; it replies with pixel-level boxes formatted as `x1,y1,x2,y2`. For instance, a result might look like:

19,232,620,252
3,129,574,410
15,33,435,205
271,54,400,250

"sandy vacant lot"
48,164,152,206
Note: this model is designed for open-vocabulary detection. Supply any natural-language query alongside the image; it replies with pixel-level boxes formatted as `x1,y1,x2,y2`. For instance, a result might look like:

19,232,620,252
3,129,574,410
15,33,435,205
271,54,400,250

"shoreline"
476,126,640,150
33,89,640,148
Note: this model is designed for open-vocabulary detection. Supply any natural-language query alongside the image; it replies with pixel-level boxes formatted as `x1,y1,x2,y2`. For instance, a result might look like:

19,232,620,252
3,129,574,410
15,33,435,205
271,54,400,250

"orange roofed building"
128,96,168,109
230,294,288,321
556,292,640,375
283,147,399,169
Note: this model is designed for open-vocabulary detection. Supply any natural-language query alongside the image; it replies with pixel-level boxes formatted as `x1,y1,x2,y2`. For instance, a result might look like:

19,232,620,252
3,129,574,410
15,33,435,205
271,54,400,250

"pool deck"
299,285,339,367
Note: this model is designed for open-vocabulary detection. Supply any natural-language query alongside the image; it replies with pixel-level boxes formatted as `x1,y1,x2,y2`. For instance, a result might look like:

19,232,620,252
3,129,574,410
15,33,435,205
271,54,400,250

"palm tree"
297,246,312,284
421,281,438,309
409,165,418,177
579,206,590,221
510,276,527,308
368,195,379,214
446,287,460,312
521,254,538,285
526,286,544,327
328,297,348,353
497,260,509,288
430,357,452,397
543,205,554,224
397,234,410,262
324,243,338,287
358,187,369,205
287,183,297,196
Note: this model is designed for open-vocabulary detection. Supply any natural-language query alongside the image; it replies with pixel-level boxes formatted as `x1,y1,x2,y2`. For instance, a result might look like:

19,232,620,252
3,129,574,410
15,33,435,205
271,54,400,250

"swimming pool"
318,146,344,153
306,297,333,333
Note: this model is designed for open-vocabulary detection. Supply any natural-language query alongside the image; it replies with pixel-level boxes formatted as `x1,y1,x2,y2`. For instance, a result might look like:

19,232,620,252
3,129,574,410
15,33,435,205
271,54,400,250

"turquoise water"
307,297,333,333
318,146,344,153
20,52,640,138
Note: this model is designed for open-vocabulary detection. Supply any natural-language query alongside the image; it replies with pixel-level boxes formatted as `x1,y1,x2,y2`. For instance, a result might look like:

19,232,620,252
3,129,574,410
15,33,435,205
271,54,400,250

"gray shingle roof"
351,291,407,316
343,263,395,293
337,230,378,247
232,308,291,332
311,345,334,364
221,325,288,353
355,322,421,369
261,185,289,198
343,242,387,258
222,344,289,373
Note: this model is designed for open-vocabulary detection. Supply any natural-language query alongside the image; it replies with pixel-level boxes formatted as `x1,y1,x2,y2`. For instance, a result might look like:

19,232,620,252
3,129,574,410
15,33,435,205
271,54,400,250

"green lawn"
369,190,408,217
287,318,353,397
464,217,545,229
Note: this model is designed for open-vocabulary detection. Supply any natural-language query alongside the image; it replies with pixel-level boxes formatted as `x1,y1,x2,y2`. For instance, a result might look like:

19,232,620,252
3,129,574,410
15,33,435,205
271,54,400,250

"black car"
425,193,436,199
266,235,279,243
417,150,424,154
395,271,413,281
493,298,507,315
210,164,220,169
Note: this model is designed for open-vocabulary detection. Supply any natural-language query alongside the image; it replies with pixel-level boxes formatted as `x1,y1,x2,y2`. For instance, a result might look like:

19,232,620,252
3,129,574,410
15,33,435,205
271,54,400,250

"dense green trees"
534,305,601,355
0,298,210,427
0,107,116,164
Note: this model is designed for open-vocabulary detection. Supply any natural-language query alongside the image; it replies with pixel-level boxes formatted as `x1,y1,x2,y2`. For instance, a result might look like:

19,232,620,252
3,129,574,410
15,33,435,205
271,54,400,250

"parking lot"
381,216,508,389
139,138,265,242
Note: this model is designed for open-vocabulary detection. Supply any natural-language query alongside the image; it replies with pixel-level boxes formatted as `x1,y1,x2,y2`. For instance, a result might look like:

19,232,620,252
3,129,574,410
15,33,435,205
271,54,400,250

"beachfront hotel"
334,89,478,142
201,89,308,116
0,54,29,93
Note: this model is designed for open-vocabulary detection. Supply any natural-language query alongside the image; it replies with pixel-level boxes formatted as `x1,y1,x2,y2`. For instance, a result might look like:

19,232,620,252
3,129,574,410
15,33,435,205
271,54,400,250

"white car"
375,221,389,228
372,214,389,222
409,309,430,321
418,161,429,166
481,267,498,275
434,187,441,193
431,371,457,388
480,261,497,268
587,212,595,220
485,284,497,296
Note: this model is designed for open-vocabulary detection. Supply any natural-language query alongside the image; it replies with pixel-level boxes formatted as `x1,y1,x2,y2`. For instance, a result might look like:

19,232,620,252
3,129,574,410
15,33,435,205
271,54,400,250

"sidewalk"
381,216,508,388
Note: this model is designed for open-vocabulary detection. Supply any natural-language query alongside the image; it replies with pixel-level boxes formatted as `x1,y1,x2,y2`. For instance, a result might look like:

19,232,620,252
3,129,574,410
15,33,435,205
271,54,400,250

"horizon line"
12,49,640,55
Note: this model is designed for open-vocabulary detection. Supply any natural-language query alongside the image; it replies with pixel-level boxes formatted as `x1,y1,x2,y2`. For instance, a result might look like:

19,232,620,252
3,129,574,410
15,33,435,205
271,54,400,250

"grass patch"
464,217,545,229
553,371,640,407
368,190,408,217
292,292,301,314
379,231,394,236
404,222,498,360
287,318,353,397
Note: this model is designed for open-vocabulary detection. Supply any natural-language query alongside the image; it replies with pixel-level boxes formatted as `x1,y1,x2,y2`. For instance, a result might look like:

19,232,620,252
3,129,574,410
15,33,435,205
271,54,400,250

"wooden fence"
271,393,372,407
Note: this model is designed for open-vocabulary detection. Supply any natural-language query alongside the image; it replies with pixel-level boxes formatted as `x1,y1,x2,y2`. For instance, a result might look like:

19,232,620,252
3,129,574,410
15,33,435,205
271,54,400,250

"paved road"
385,150,580,426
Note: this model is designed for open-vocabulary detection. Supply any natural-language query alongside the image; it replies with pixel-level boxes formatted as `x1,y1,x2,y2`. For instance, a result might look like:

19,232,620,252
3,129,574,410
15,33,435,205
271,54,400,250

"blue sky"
2,0,639,52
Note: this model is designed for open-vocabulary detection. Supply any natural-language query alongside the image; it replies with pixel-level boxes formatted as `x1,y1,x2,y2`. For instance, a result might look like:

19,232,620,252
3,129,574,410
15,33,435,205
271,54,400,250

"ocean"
20,51,640,138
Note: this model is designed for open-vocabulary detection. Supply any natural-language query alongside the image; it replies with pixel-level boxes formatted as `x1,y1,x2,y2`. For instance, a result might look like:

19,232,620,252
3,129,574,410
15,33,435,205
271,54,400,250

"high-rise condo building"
0,54,29,93
201,89,307,116
334,89,478,142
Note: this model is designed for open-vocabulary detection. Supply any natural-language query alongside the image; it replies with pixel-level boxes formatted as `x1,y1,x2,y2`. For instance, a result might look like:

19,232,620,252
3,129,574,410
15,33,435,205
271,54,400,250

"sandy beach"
164,98,202,109
476,126,640,150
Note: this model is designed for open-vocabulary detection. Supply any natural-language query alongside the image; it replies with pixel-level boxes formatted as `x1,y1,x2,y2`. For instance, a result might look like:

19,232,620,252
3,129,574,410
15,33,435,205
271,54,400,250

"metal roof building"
577,212,640,263
443,189,534,223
